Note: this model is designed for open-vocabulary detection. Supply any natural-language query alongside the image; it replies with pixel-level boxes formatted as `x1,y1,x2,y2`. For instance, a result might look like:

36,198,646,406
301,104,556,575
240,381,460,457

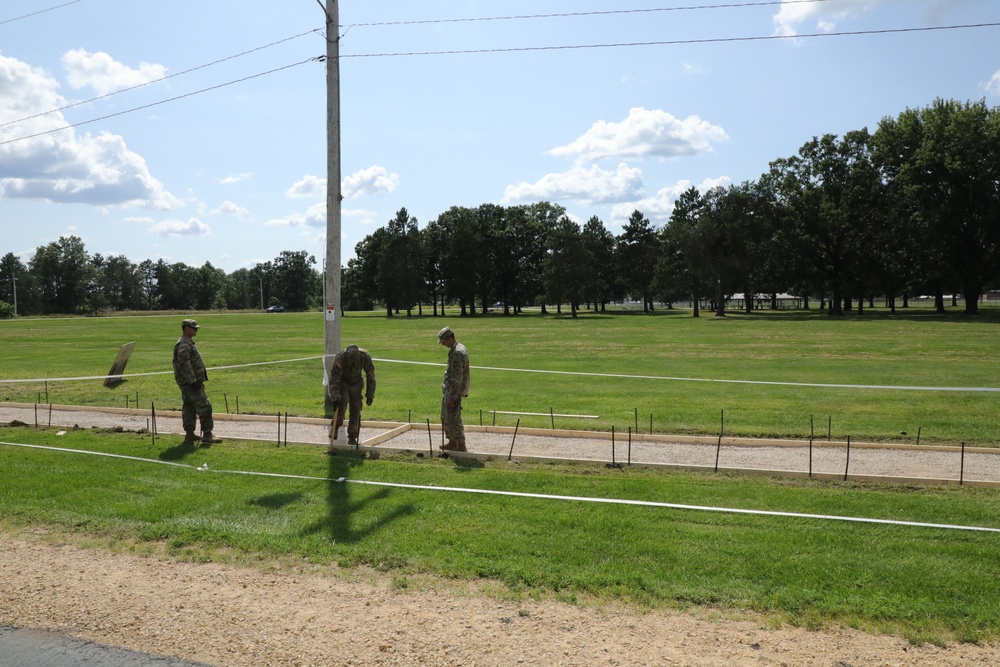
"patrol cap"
437,326,454,343
181,318,200,329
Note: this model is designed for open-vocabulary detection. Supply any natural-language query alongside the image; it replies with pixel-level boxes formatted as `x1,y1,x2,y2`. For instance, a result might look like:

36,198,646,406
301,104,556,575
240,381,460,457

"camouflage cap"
181,318,200,329
437,326,454,342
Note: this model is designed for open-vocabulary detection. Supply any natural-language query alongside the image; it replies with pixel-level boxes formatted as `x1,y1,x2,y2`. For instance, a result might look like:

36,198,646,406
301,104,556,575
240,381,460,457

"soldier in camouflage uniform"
438,326,470,452
327,344,376,446
173,319,221,445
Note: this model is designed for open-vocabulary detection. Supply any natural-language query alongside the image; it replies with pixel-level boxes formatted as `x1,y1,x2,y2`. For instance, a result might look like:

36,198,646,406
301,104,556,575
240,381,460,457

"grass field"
3,424,1000,645
2,306,1000,445
4,307,1000,645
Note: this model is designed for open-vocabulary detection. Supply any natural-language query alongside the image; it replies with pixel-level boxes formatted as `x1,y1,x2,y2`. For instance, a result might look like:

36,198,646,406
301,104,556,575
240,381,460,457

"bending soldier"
328,344,376,446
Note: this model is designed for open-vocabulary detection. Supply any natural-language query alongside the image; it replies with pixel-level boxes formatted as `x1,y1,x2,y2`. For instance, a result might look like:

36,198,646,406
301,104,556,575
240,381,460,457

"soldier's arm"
364,354,376,402
175,345,198,386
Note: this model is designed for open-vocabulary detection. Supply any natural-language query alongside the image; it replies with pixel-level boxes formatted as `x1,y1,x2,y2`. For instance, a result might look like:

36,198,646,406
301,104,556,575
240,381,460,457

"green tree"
581,216,616,311
656,187,706,316
618,210,660,312
419,218,446,315
0,252,29,316
271,250,319,311
544,216,594,317
437,206,481,316
29,235,92,314
770,132,879,315
875,99,1000,314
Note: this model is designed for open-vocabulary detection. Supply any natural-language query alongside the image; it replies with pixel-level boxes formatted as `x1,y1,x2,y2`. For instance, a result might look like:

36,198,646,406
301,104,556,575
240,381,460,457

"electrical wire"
0,0,82,26
0,6,995,147
0,29,322,130
340,21,1000,59
0,56,321,147
343,0,840,28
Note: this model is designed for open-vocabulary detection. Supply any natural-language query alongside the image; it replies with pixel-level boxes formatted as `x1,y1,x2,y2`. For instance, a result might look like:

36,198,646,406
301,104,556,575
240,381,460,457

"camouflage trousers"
179,383,214,434
440,395,465,446
331,381,364,441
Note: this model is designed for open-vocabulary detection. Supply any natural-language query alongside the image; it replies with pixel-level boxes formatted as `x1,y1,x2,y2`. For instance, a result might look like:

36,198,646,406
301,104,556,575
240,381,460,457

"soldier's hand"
366,396,373,406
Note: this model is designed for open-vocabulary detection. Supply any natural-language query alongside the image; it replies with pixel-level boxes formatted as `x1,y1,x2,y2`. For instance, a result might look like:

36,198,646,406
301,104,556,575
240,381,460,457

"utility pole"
10,272,16,318
257,271,263,311
318,0,342,409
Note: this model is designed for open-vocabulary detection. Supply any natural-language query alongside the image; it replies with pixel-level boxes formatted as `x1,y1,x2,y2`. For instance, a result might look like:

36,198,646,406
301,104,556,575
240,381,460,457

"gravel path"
4,403,1000,666
4,403,1000,485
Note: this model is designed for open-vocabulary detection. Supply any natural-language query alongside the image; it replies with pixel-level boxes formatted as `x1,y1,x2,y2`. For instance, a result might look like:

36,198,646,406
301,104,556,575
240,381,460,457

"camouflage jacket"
442,341,470,400
329,346,376,402
173,335,207,387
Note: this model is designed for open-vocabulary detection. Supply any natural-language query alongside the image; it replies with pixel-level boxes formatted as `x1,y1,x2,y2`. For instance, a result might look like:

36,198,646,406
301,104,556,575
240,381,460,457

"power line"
0,0,82,26
341,21,1000,59
0,57,321,148
2,19,996,147
0,28,322,130
342,0,839,28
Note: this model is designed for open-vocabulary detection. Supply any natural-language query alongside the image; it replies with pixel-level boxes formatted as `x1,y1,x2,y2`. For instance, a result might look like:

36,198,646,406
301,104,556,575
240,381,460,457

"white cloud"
219,173,252,185
286,175,325,199
986,70,1000,98
344,207,380,227
550,107,728,163
61,49,167,95
286,166,400,200
213,200,247,216
502,163,644,206
773,0,885,37
0,54,179,209
149,218,210,237
266,201,326,228
610,176,732,224
342,165,399,198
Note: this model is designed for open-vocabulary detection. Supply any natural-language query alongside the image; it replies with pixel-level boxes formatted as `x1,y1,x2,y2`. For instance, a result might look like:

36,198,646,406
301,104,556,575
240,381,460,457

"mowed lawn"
3,425,1000,646
2,306,999,445
3,307,1000,646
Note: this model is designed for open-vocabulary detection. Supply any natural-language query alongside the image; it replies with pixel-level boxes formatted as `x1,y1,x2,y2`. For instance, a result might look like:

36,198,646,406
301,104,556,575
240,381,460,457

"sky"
1,0,999,274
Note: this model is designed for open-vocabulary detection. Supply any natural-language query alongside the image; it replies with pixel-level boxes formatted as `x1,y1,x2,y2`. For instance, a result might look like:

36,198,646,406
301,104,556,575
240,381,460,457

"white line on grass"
6,355,1000,393
4,439,1000,534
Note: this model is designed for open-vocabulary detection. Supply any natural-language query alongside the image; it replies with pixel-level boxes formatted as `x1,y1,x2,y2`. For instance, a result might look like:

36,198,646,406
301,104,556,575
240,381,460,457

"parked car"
265,305,284,313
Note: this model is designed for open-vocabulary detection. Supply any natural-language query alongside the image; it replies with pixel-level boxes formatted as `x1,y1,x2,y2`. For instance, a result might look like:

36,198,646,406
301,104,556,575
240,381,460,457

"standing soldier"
173,319,221,445
327,344,376,446
437,326,470,452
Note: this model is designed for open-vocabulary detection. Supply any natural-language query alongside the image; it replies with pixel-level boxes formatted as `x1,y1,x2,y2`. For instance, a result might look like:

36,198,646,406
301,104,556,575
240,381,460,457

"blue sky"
1,0,998,273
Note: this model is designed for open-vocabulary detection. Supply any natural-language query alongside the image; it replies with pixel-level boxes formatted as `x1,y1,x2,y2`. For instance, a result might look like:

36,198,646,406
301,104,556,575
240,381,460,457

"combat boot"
201,432,222,444
183,431,200,445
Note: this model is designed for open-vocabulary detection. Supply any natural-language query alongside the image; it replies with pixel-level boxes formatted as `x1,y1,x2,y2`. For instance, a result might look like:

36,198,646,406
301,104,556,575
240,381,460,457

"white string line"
0,356,325,383
372,358,1000,393
3,355,1000,393
3,439,999,534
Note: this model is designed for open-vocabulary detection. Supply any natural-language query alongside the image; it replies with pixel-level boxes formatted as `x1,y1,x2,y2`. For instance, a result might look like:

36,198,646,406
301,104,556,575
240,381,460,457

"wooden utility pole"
318,0,341,408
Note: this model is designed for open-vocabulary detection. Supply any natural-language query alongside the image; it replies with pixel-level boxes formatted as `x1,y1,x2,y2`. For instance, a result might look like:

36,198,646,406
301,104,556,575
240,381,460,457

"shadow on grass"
295,451,416,545
250,492,304,510
157,438,200,462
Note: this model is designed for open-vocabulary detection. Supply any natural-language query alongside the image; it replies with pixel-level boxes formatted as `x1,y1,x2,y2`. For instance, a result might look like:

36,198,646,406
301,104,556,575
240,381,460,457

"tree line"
2,99,999,319
346,98,1000,317
0,243,320,317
